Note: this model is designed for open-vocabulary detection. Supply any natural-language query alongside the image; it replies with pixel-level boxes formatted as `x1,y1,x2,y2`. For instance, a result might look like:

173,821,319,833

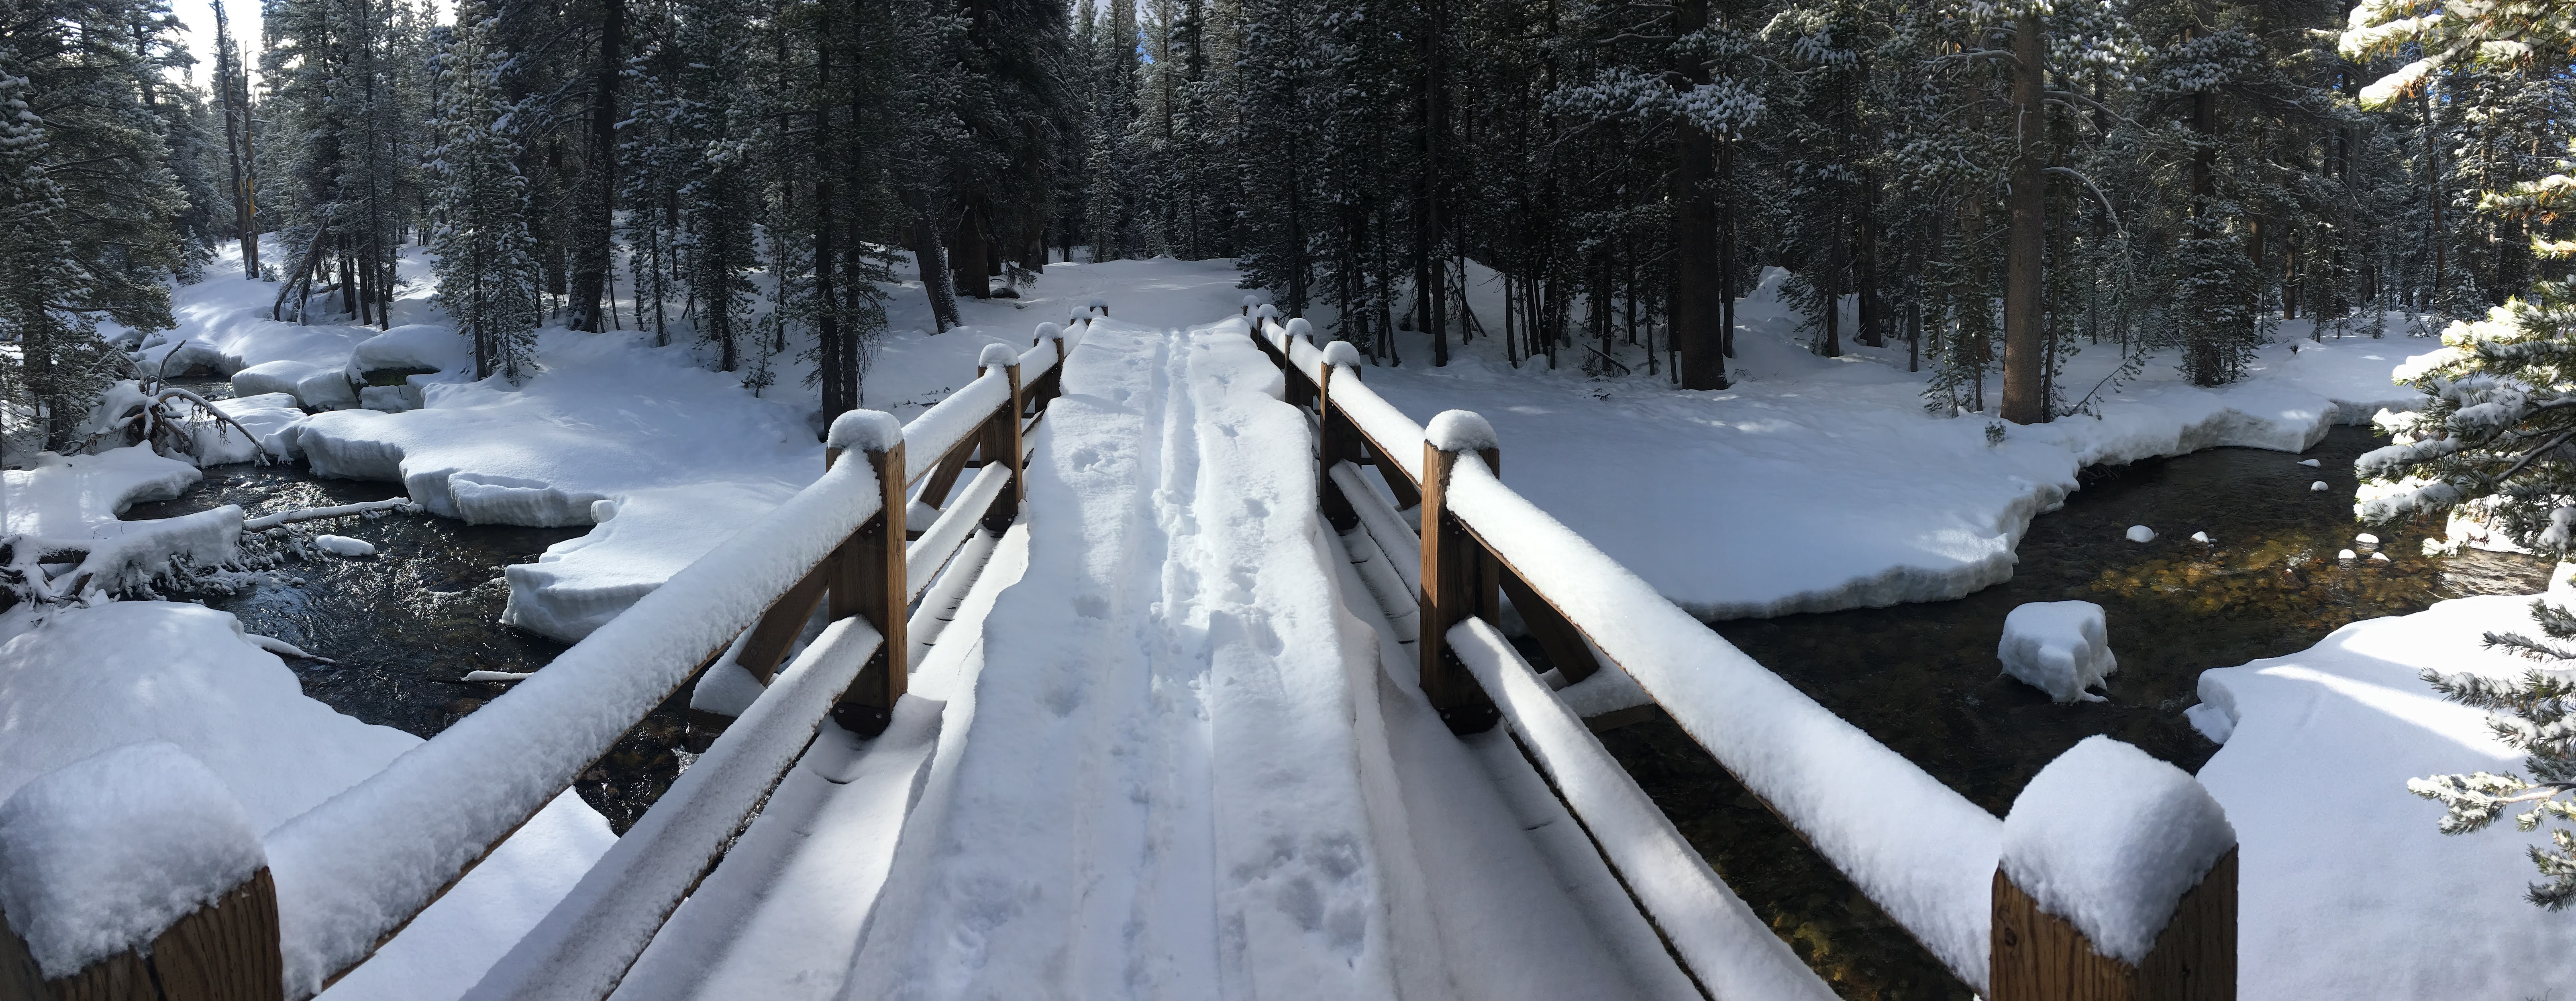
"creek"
125,380,687,833
1597,424,2552,999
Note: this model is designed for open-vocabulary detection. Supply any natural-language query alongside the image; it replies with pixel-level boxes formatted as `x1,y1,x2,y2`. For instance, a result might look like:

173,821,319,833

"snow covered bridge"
2,311,2238,1001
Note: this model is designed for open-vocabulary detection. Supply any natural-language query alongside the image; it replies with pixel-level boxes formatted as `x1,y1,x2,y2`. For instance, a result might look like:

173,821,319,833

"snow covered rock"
2125,525,2155,543
2339,549,2358,561
2355,533,2380,546
2000,736,2235,965
2298,458,2321,467
347,325,466,384
2369,551,2390,562
0,741,265,978
1998,601,2117,703
312,535,377,558
2311,481,2331,492
2190,531,2212,544
233,359,357,411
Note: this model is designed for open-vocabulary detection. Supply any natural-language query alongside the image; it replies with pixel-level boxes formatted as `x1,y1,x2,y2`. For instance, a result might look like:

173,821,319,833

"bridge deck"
620,319,1697,1000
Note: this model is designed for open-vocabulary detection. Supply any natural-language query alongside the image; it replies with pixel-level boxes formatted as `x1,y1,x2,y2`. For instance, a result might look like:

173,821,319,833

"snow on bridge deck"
624,318,1696,1000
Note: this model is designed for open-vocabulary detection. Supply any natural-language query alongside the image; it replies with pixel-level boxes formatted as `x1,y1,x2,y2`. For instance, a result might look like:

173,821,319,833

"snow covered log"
0,742,283,999
1991,737,2237,1000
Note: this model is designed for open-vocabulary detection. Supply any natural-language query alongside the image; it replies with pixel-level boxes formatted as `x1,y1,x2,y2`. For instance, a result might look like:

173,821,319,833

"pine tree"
426,21,541,382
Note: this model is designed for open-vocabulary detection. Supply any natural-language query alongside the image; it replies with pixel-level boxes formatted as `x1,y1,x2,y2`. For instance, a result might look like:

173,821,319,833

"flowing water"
125,380,687,833
1594,425,2553,999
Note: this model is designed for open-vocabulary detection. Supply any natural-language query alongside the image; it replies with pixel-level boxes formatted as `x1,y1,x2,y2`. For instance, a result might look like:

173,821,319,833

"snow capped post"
1029,323,1068,408
0,743,283,999
977,343,1026,532
1085,296,1109,319
824,409,909,739
1991,737,2237,1000
1317,340,1365,531
1420,410,1503,734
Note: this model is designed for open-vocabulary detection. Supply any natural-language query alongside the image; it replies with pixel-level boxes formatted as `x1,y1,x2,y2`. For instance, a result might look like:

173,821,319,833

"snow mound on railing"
0,741,265,979
1999,737,2233,964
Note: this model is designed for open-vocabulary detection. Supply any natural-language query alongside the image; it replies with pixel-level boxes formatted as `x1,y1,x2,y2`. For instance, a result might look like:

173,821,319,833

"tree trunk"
1856,178,1883,347
953,207,991,298
2000,11,2049,424
1672,0,1725,388
569,0,622,332
918,214,961,331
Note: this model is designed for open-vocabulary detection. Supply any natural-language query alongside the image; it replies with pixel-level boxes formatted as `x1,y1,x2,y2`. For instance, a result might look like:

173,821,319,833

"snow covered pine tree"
2349,0,2576,910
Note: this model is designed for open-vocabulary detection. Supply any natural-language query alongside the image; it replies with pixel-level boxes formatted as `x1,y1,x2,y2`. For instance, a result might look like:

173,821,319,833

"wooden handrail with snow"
0,321,1090,1001
1246,315,2236,999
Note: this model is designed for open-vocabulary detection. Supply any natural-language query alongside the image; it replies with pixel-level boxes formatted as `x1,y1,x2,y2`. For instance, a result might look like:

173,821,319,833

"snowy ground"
1356,267,2425,619
131,240,1252,641
0,601,612,1001
2190,593,2576,999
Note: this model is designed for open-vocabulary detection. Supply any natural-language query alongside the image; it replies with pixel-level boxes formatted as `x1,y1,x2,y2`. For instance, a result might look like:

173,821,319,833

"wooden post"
1991,848,2236,1001
1419,435,1501,734
979,354,1024,532
2,869,284,1001
1317,359,1358,532
825,438,907,739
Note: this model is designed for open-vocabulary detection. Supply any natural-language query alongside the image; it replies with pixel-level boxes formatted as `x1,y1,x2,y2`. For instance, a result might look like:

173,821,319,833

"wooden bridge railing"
1247,315,2237,1001
0,319,1089,1001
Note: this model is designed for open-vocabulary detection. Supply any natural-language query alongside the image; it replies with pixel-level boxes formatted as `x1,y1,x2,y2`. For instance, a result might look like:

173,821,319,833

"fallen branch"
245,498,420,531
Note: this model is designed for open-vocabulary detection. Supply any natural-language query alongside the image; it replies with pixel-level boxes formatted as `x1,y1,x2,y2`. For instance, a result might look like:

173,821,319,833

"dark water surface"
126,380,685,832
1595,425,2552,998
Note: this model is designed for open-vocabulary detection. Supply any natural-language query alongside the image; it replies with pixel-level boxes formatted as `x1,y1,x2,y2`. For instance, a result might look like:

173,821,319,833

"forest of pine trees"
4,0,2574,445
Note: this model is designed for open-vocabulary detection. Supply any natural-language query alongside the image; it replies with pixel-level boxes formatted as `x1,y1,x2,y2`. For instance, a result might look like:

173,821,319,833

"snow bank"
0,741,265,978
1997,601,2117,703
1353,267,2430,621
235,359,359,411
0,600,612,1001
349,325,468,380
1998,737,2234,964
194,392,306,463
2190,595,2576,999
3,445,200,536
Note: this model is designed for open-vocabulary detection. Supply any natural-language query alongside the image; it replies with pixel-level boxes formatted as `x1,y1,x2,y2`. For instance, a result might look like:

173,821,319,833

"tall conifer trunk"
2000,11,2049,423
1671,0,1725,388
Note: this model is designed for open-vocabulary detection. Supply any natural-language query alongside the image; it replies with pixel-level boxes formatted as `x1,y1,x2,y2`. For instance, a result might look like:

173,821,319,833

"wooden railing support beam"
978,348,1025,533
1991,849,2235,1001
1420,415,1501,734
825,433,907,739
1317,354,1359,532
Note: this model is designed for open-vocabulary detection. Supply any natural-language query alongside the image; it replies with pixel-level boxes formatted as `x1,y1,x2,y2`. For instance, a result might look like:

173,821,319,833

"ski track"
833,318,1673,1000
